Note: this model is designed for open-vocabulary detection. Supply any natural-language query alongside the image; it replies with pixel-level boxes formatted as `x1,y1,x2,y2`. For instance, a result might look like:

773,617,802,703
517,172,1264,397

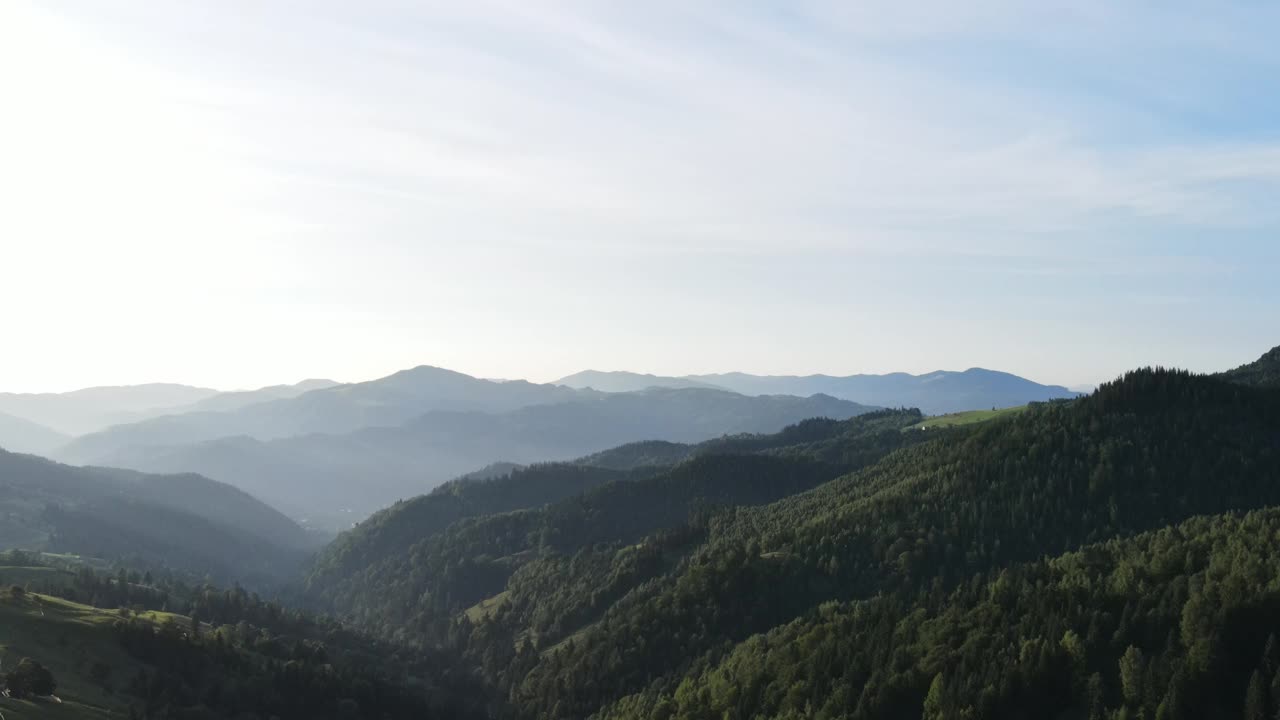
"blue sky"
1,1,1277,392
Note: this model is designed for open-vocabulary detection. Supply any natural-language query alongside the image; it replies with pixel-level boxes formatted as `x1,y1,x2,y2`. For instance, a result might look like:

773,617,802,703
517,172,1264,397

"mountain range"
556,367,1079,414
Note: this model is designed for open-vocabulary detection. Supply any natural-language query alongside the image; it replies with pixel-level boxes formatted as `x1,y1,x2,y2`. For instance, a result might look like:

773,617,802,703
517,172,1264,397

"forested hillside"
503,369,1280,718
601,508,1280,720
306,463,657,595
307,411,917,597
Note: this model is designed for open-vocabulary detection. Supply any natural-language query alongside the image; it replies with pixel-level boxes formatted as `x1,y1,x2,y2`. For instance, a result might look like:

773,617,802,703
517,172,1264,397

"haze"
3,1,1278,393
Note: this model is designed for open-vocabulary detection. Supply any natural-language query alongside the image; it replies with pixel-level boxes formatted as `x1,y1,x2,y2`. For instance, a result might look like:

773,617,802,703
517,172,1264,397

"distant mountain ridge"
160,377,340,414
555,370,727,393
556,367,1076,414
0,383,219,435
688,367,1077,414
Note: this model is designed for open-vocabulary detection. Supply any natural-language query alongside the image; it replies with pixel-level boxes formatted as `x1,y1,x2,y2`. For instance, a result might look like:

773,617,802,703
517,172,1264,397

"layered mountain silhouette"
59,386,875,523
57,367,582,463
25,362,1093,528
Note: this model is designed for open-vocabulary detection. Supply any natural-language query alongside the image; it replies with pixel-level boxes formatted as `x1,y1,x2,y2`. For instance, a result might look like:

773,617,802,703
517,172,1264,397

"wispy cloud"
1,0,1277,389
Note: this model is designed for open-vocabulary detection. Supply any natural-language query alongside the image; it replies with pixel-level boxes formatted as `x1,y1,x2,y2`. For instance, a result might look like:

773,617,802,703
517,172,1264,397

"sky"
1,1,1278,393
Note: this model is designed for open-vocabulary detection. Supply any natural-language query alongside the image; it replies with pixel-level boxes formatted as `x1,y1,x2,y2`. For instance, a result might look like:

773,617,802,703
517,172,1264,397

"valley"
6,7,1274,717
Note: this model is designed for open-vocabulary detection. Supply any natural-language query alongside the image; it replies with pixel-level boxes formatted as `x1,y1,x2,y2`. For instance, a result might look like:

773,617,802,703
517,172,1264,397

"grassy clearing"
907,405,1028,431
0,589,179,720
464,590,510,623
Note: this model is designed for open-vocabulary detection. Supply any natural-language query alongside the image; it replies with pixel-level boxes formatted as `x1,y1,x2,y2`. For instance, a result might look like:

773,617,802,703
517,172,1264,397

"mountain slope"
555,370,727,393
690,367,1078,413
0,383,219,436
1219,343,1280,388
0,449,313,583
59,388,879,525
0,411,68,455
